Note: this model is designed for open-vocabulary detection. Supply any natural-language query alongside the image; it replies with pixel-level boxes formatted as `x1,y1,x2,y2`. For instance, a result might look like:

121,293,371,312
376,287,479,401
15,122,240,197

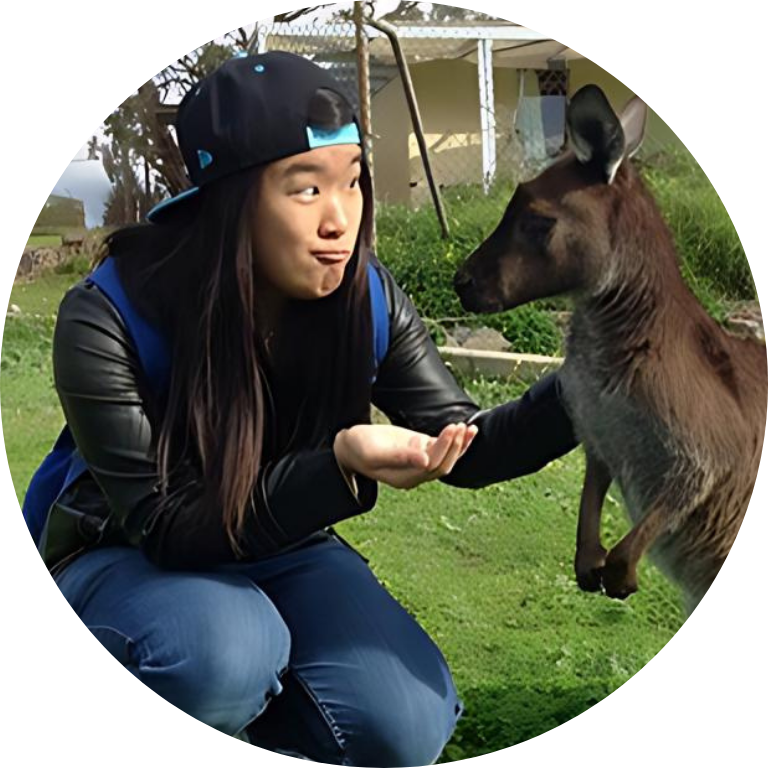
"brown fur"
455,97,767,613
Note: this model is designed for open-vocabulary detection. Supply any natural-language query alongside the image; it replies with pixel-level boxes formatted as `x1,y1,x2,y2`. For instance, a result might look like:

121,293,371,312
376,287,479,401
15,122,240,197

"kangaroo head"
454,85,648,313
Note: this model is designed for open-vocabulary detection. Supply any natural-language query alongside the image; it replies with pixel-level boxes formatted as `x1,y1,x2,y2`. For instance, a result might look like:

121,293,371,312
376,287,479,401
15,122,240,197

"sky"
45,2,428,229
51,142,111,228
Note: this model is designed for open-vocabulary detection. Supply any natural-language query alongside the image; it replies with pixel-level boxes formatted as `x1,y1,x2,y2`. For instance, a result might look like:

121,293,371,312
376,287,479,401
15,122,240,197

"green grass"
1,268,685,760
2,273,76,503
8,271,77,316
26,234,62,248
341,478,681,759
338,375,684,760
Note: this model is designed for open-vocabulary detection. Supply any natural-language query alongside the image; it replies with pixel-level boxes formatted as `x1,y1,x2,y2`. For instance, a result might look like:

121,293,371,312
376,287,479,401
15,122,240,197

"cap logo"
197,150,213,170
306,122,361,150
254,64,266,73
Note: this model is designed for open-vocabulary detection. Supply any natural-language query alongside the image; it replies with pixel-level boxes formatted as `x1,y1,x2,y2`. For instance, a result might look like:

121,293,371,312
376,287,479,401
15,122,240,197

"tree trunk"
137,81,189,195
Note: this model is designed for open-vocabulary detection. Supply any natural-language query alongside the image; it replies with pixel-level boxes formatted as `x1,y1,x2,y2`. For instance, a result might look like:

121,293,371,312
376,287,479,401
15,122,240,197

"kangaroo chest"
559,327,678,523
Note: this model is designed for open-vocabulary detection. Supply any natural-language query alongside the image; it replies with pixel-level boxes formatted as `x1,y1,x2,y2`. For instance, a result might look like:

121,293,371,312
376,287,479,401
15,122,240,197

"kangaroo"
454,85,767,614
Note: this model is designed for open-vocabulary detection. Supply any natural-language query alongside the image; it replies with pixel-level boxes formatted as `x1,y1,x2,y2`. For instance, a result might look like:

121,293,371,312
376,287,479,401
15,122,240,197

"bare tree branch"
274,7,324,23
231,27,250,48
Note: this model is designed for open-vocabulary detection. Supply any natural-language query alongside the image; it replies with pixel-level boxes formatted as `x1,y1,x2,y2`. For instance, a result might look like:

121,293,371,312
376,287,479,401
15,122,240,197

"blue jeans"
55,531,463,766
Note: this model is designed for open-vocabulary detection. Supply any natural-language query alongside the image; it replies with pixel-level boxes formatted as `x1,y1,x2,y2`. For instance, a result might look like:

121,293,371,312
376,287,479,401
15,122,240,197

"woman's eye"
292,178,359,196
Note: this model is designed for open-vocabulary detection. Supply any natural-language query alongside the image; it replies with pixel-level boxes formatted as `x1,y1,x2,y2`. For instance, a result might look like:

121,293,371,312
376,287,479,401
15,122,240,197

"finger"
459,424,478,456
425,424,459,471
443,424,468,473
433,423,467,476
409,449,430,469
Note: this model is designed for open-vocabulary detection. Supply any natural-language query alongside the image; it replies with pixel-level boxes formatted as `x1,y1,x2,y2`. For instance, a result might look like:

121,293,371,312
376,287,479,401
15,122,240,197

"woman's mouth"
312,251,350,266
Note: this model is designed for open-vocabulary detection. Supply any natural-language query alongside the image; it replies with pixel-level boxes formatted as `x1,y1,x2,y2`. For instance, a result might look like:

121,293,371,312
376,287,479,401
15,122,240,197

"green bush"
374,151,750,355
1,313,55,375
640,150,754,302
375,185,562,356
54,253,94,278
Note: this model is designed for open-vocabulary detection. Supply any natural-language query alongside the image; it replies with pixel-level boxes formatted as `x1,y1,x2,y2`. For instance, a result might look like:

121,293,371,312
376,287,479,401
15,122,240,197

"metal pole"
365,16,450,239
354,2,376,247
477,39,497,194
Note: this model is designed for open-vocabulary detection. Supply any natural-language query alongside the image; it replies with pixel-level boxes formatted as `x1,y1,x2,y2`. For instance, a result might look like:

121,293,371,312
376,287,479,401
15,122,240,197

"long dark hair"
102,87,375,553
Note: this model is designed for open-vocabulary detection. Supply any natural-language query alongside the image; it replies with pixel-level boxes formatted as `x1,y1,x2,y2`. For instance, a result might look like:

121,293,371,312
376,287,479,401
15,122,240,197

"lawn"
1,268,686,760
26,234,63,248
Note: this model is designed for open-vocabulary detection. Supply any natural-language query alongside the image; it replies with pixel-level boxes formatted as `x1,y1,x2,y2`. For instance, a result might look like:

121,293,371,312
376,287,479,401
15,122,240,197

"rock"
62,233,85,248
450,325,473,346
8,304,21,317
15,245,74,282
725,317,764,342
443,332,459,348
17,251,34,278
17,247,61,279
725,303,764,342
461,327,512,352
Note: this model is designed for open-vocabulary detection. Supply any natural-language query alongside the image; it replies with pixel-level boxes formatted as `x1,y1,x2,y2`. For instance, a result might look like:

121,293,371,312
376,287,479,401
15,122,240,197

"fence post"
366,15,450,240
354,2,376,247
478,38,496,194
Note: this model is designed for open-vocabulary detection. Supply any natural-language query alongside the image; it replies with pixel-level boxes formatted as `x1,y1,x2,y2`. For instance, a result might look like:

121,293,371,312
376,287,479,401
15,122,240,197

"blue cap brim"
146,186,200,223
306,122,361,149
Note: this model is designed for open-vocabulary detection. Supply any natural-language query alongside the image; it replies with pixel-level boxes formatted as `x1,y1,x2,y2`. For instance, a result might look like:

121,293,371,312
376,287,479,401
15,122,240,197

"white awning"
261,22,583,70
466,40,584,69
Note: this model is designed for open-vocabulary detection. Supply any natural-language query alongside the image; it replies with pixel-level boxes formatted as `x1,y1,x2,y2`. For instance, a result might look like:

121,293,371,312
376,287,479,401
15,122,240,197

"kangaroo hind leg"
602,505,669,600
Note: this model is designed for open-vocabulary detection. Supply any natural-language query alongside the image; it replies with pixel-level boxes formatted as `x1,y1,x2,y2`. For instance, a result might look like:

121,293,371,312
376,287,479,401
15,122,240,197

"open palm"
334,422,477,490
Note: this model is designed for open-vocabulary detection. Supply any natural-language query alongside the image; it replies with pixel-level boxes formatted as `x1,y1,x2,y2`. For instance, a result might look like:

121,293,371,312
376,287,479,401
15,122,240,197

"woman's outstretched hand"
333,422,478,490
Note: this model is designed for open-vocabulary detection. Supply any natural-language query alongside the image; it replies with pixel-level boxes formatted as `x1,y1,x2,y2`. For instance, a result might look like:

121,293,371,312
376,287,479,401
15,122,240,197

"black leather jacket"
46,260,577,573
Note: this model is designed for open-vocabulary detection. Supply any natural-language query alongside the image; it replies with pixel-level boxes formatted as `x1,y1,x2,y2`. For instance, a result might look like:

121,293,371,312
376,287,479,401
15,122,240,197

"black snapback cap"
147,51,361,223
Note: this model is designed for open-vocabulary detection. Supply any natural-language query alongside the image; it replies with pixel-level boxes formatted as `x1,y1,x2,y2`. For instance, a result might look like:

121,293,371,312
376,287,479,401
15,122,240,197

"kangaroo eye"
520,212,555,242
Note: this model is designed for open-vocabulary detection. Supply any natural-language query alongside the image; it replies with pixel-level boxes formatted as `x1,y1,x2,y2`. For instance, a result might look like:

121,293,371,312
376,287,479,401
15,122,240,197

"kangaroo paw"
575,545,608,592
602,549,638,600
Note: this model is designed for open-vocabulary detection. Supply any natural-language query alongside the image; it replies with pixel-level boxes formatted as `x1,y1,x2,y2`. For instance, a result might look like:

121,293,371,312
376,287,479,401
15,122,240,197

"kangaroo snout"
454,263,500,314
453,268,474,291
453,263,480,311
454,249,509,314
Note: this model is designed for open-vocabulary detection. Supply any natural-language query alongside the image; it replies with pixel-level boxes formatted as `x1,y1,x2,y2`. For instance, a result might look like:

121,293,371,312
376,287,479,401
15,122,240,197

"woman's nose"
319,197,348,237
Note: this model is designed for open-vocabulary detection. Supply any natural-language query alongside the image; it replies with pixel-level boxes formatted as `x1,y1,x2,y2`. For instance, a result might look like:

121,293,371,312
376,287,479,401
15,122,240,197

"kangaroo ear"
620,96,647,158
566,85,625,184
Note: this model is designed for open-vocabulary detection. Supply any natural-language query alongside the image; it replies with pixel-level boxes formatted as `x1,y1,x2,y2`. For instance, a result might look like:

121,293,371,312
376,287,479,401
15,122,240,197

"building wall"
371,53,689,206
372,58,523,206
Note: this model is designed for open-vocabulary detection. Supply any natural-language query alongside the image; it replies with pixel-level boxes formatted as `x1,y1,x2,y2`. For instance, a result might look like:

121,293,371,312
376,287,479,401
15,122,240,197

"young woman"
31,52,577,766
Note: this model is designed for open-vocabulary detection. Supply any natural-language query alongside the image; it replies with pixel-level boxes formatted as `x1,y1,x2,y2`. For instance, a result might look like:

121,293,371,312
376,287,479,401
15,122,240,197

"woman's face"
251,143,364,301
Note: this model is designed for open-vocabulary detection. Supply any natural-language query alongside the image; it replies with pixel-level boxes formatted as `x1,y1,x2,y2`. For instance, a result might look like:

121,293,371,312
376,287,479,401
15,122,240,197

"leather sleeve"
372,263,579,487
52,282,376,570
52,265,577,571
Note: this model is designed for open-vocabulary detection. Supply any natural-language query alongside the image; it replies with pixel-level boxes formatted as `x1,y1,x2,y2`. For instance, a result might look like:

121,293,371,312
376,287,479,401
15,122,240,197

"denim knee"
126,579,291,735
326,669,462,767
